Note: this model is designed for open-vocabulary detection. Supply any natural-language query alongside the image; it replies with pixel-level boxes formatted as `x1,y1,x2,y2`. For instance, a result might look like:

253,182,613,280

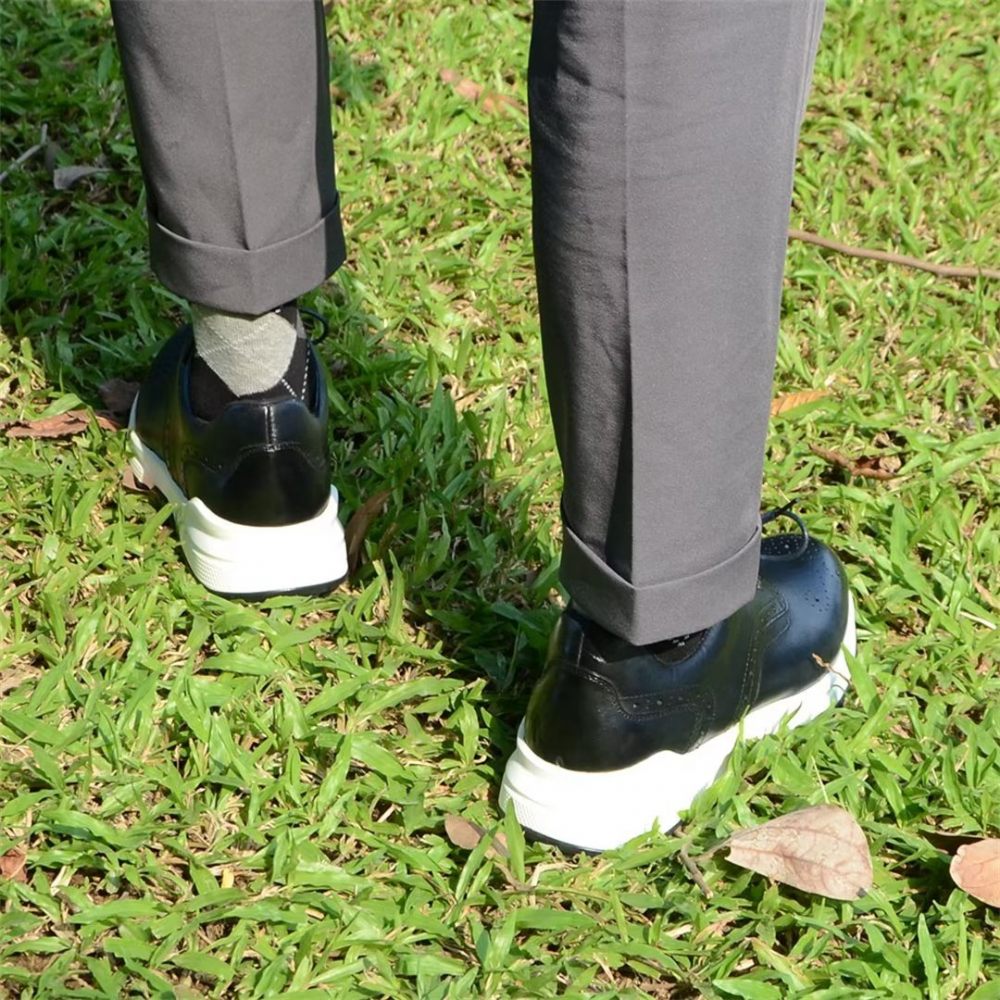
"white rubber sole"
499,595,857,853
128,404,348,596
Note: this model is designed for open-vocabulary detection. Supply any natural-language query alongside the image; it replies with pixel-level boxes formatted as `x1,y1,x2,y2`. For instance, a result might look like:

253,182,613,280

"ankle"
189,302,310,420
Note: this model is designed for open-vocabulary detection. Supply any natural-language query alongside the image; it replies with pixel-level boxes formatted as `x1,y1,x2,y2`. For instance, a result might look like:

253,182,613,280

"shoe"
499,509,856,852
127,324,348,596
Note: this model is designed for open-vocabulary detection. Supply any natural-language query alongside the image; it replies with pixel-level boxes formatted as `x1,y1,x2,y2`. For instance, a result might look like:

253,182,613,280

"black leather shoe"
128,325,347,596
499,510,856,852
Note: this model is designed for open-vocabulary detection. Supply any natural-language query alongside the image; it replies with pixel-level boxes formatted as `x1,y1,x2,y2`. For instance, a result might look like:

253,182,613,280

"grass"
1,0,998,996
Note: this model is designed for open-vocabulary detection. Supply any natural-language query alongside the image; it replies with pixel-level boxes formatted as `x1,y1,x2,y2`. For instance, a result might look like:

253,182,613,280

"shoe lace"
761,501,811,558
299,306,330,344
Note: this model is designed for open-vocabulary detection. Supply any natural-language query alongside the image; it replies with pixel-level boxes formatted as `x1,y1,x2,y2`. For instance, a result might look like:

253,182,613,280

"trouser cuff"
560,521,762,645
148,197,346,315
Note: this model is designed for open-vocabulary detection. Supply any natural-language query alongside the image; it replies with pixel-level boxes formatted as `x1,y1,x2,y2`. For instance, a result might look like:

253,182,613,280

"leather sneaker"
127,325,347,596
499,509,856,852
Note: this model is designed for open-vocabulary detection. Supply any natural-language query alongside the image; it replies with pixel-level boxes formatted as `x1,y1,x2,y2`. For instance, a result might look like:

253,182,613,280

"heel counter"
524,615,622,771
524,614,712,772
210,446,330,526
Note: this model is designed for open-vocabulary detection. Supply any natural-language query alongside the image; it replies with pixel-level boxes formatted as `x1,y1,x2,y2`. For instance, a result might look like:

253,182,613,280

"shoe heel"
178,487,348,597
499,727,735,852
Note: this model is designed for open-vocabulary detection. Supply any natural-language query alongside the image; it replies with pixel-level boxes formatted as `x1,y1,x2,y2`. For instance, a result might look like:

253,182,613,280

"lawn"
1,0,997,997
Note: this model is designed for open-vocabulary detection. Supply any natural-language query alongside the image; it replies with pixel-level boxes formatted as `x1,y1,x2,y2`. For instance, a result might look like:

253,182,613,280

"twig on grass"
0,124,48,185
789,227,1000,281
809,444,901,480
679,846,713,899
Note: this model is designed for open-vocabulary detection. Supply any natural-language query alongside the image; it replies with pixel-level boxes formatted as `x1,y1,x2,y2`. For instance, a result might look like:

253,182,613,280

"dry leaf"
810,444,900,480
482,92,525,114
5,409,119,439
770,389,830,416
344,489,391,575
440,69,525,115
95,413,121,432
445,815,484,850
440,68,482,101
724,805,873,900
0,849,27,884
121,466,150,492
855,453,902,476
53,164,108,190
0,666,41,697
98,378,140,419
697,915,737,940
971,577,999,611
455,79,484,103
950,838,1000,907
444,815,509,859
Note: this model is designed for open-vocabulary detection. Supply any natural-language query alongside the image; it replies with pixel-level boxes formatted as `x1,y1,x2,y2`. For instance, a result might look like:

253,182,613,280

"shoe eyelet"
761,502,810,559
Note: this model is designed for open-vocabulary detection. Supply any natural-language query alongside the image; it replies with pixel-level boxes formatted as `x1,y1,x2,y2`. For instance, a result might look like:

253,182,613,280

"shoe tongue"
650,630,705,665
577,610,704,666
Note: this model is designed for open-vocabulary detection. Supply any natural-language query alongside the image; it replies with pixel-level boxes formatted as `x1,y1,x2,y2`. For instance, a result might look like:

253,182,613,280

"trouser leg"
530,0,825,645
110,0,344,314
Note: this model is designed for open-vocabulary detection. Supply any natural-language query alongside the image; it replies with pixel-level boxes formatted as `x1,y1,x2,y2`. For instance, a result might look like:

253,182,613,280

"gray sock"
192,304,301,397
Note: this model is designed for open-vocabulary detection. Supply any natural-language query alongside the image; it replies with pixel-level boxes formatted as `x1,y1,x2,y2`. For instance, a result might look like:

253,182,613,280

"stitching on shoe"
764,589,790,649
737,588,786,712
562,661,711,722
188,442,327,474
738,603,764,713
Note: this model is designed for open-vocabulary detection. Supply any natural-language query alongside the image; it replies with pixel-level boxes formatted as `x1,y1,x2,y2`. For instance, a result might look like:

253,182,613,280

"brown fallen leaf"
770,389,831,416
971,577,999,611
855,453,902,476
697,915,737,940
53,164,109,190
98,378,140,420
121,467,150,492
723,804,873,901
344,489,391,576
444,815,509,859
441,68,483,102
0,848,27,884
482,92,525,115
445,814,484,850
98,411,129,430
440,68,525,115
0,665,42,697
950,838,1000,908
5,409,119,439
810,444,900,480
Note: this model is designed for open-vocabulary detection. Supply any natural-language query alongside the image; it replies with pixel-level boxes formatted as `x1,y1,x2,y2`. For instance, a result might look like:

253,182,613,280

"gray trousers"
111,0,824,645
